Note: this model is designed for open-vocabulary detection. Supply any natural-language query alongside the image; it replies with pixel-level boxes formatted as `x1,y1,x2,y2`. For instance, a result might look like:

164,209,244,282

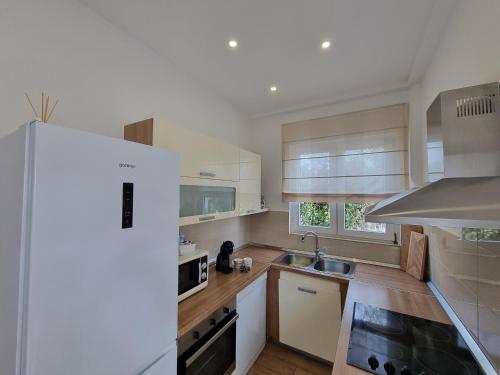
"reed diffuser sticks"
25,92,59,123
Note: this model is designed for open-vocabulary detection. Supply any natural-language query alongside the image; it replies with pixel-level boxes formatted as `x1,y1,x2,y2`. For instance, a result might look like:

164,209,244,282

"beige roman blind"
282,104,409,201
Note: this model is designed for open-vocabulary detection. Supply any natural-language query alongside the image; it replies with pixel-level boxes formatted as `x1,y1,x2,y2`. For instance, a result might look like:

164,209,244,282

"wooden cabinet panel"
266,268,280,342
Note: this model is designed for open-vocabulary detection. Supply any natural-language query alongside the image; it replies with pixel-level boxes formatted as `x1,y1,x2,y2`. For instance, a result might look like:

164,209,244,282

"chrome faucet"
301,231,323,261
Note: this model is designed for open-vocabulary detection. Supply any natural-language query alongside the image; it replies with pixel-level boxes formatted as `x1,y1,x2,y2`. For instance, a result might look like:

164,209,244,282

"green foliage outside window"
299,202,330,228
298,201,387,234
344,202,367,230
462,228,500,242
344,202,386,233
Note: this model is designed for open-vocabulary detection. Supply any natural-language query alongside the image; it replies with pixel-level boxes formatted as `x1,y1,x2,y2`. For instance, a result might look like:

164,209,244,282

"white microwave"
178,250,209,302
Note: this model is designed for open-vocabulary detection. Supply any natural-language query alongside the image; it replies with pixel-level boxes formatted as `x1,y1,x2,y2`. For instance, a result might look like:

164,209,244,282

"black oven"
178,299,238,375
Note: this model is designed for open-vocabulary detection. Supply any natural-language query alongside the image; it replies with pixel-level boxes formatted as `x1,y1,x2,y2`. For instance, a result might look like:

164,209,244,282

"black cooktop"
346,303,484,375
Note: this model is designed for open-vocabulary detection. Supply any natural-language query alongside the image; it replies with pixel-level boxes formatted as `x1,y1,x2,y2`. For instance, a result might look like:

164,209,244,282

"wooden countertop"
177,246,450,375
332,263,450,375
177,246,284,337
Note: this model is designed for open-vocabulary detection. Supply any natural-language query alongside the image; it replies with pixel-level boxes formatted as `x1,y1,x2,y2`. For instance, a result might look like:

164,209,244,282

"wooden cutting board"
400,225,424,271
406,231,427,280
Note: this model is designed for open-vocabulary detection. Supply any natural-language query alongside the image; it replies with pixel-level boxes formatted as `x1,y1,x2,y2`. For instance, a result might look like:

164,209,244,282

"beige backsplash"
247,211,401,265
180,216,251,259
180,210,400,264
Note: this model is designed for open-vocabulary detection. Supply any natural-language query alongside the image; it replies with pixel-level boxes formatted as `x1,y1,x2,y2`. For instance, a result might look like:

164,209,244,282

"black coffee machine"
216,241,234,273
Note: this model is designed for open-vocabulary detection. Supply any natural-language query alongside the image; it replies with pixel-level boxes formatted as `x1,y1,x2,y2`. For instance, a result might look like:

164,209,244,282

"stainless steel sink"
313,259,351,275
277,252,355,277
279,254,315,267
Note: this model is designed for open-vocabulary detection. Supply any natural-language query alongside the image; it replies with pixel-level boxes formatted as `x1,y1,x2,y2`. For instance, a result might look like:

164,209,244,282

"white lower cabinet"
235,272,267,375
279,271,341,362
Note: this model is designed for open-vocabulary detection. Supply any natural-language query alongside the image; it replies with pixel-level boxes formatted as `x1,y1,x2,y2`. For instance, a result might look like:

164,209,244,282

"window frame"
289,201,400,245
289,202,337,237
338,202,398,242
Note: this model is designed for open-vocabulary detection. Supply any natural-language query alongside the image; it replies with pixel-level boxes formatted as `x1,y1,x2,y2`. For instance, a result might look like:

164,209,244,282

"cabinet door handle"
298,287,317,295
199,215,216,222
200,171,216,178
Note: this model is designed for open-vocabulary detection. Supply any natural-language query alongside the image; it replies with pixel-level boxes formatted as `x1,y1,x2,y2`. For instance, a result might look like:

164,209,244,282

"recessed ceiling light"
228,40,238,48
321,40,331,49
270,86,278,93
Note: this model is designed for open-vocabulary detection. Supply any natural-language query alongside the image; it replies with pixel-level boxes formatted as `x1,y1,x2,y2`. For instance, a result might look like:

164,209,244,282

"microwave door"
178,260,201,296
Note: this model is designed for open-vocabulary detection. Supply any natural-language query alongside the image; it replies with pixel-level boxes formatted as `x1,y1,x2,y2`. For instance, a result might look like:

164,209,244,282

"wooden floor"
248,342,332,375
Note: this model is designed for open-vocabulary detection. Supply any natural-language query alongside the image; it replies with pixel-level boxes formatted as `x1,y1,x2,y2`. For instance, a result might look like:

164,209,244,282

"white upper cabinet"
124,118,239,182
124,118,265,225
157,125,239,182
239,149,261,215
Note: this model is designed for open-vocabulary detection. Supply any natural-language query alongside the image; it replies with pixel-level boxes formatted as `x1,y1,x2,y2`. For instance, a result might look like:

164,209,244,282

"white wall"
251,0,500,212
421,0,500,112
0,0,250,147
0,0,252,254
411,0,500,178
249,89,411,211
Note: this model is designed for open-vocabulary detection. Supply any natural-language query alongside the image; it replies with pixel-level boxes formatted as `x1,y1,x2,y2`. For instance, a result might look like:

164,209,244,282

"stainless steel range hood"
367,82,500,229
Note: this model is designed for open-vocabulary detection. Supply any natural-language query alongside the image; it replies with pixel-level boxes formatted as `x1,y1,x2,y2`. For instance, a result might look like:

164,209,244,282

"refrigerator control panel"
122,182,134,229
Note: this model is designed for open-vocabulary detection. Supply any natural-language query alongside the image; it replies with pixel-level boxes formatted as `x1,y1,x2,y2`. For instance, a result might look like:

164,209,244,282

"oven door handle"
185,313,239,367
198,262,202,284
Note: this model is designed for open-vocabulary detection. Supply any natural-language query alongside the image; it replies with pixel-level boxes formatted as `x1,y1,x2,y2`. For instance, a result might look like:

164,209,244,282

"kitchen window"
289,202,337,237
290,201,399,244
283,104,407,245
281,104,409,200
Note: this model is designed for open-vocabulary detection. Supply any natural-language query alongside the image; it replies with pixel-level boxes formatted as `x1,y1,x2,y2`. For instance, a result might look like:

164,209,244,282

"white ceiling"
79,0,455,117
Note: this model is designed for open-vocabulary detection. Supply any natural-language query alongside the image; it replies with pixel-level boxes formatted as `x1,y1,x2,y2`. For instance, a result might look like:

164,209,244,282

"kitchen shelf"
239,208,269,217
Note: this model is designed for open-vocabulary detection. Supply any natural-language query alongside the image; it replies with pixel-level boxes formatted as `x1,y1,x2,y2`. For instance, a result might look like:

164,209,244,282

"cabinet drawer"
280,270,340,292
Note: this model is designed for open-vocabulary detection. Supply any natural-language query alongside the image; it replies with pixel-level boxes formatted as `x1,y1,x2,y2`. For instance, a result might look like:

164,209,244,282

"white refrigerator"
0,121,179,375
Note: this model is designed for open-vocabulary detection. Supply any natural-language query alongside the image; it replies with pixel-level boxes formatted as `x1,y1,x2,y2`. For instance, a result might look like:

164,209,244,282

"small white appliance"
178,250,209,301
0,121,179,375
